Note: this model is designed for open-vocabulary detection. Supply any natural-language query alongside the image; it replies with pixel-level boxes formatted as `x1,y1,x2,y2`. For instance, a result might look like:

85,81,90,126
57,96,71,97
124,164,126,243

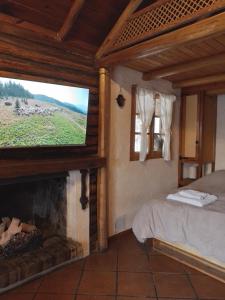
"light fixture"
116,94,126,107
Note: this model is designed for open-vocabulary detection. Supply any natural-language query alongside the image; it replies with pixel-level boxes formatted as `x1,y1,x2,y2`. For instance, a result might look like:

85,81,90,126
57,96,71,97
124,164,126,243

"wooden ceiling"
0,0,157,53
0,0,73,31
0,0,225,92
96,0,225,92
125,33,225,82
0,0,133,52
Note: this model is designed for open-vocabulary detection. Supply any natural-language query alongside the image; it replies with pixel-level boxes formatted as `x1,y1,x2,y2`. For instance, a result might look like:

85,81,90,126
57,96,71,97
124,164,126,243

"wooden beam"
0,12,56,40
96,0,143,60
0,157,106,179
0,35,96,74
0,70,95,94
97,11,225,67
182,82,225,94
153,239,225,284
173,73,225,88
57,0,86,41
206,88,225,95
98,68,110,251
8,0,60,28
0,21,95,61
143,52,225,81
0,53,98,88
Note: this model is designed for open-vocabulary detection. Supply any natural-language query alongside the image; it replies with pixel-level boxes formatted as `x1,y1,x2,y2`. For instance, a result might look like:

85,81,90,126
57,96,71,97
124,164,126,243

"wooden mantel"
0,156,106,179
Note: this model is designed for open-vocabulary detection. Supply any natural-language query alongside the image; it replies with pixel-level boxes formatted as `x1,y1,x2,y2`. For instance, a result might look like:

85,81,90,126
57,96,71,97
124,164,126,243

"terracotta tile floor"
1,230,225,300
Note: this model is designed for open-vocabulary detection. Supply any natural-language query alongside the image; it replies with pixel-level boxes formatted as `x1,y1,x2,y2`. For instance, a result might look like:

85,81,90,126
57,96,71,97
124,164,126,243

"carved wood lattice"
111,0,225,51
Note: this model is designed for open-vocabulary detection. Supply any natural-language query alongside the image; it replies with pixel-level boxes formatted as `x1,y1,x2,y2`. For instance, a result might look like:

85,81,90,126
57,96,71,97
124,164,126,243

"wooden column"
98,68,110,251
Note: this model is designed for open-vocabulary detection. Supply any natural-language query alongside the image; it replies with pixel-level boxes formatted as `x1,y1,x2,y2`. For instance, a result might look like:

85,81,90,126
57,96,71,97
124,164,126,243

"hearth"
0,172,83,292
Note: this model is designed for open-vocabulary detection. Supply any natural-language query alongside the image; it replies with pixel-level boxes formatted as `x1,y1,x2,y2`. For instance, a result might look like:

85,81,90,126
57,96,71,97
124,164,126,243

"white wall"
216,95,225,170
108,66,181,236
67,171,90,256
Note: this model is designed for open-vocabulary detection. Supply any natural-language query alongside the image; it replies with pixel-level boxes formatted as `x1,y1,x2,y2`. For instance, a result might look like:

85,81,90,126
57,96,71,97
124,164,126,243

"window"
130,85,164,161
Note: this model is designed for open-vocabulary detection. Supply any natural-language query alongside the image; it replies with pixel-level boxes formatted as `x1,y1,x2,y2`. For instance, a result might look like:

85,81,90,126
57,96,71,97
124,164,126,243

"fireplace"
0,171,89,292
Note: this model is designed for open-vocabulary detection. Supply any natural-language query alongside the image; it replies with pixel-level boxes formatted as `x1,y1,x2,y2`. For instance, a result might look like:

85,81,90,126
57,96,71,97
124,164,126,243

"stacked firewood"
0,218,42,257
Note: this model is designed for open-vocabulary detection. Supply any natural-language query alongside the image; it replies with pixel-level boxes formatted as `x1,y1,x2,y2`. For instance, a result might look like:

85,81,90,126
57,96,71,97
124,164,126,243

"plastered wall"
108,66,181,236
215,95,225,170
67,171,90,256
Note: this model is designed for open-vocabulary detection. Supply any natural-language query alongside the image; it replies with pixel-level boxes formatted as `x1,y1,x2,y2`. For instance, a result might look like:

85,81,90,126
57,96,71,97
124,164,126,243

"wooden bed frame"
149,238,225,283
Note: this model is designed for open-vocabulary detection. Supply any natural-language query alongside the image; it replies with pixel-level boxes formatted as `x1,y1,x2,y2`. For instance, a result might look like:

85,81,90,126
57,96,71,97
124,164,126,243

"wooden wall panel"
0,30,100,165
202,95,217,163
0,29,101,253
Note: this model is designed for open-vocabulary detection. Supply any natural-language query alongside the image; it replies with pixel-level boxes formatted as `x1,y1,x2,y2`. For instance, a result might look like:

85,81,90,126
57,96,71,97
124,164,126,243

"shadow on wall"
108,66,181,236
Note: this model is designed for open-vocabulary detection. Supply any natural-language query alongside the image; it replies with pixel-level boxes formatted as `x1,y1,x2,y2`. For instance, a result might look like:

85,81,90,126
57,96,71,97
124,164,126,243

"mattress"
132,170,225,263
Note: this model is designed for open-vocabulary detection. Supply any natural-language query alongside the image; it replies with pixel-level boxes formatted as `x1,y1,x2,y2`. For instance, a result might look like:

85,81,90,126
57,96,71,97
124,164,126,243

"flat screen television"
0,77,89,149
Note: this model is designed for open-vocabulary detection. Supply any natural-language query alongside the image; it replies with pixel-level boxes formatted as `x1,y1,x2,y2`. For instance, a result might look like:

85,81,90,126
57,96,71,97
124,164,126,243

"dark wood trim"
80,169,89,210
0,172,69,186
152,238,225,284
57,0,86,41
97,68,110,251
0,12,56,40
89,168,98,253
0,54,98,88
178,94,186,186
0,156,106,179
130,85,137,161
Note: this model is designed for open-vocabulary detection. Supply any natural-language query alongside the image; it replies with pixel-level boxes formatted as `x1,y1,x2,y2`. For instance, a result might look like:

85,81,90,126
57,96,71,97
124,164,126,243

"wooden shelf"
0,156,106,179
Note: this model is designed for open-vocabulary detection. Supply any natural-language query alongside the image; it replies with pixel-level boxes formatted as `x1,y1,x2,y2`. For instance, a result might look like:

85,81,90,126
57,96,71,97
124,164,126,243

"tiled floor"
1,230,225,300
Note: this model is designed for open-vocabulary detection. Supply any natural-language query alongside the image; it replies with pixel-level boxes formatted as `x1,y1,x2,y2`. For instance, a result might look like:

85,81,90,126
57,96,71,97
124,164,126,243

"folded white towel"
179,189,208,200
167,193,217,207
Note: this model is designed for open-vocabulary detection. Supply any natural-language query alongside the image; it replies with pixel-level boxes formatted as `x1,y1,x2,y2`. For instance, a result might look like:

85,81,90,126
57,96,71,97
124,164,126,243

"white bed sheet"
132,170,225,263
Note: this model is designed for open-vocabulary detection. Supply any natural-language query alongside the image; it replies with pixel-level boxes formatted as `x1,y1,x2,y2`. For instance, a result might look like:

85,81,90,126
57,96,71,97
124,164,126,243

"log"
0,218,22,247
57,0,86,41
143,52,225,80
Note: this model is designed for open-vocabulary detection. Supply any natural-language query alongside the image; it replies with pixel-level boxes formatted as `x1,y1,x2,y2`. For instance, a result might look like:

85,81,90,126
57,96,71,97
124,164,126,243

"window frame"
130,85,163,161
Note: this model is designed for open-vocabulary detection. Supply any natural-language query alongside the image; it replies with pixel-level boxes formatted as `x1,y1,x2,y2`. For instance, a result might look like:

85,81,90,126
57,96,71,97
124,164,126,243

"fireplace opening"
0,173,83,291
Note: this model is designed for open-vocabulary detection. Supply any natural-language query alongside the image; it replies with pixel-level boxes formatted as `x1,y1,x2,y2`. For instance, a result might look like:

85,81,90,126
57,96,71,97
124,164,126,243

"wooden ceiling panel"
0,0,225,89
126,33,225,74
124,29,225,88
12,0,73,15
160,63,225,85
68,0,130,46
0,0,72,31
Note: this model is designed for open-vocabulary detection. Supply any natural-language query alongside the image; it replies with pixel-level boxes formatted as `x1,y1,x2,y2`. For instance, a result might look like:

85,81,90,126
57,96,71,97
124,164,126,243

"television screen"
0,77,89,148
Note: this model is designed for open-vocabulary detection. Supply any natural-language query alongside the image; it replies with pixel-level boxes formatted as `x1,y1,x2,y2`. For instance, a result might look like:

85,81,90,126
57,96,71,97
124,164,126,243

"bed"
132,170,225,264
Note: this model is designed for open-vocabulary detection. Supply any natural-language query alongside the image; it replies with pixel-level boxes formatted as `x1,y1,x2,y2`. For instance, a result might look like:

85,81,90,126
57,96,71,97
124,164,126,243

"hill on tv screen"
0,77,89,148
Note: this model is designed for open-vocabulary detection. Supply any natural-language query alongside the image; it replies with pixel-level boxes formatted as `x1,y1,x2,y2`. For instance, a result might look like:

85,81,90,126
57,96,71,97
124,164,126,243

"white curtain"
137,87,155,161
160,93,176,161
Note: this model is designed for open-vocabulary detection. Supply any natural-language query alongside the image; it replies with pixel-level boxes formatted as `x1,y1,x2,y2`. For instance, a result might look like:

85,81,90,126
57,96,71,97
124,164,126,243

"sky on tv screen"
0,77,89,148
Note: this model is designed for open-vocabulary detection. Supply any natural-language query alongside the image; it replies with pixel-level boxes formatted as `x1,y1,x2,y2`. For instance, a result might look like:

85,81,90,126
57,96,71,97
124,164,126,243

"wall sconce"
116,94,126,108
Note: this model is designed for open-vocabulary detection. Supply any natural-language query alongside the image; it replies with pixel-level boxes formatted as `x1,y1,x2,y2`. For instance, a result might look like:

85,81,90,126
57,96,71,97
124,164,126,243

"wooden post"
98,67,110,251
57,0,86,41
96,0,143,59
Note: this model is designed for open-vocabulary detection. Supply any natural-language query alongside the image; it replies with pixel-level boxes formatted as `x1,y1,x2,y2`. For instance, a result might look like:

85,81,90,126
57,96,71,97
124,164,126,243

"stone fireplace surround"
0,170,89,293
